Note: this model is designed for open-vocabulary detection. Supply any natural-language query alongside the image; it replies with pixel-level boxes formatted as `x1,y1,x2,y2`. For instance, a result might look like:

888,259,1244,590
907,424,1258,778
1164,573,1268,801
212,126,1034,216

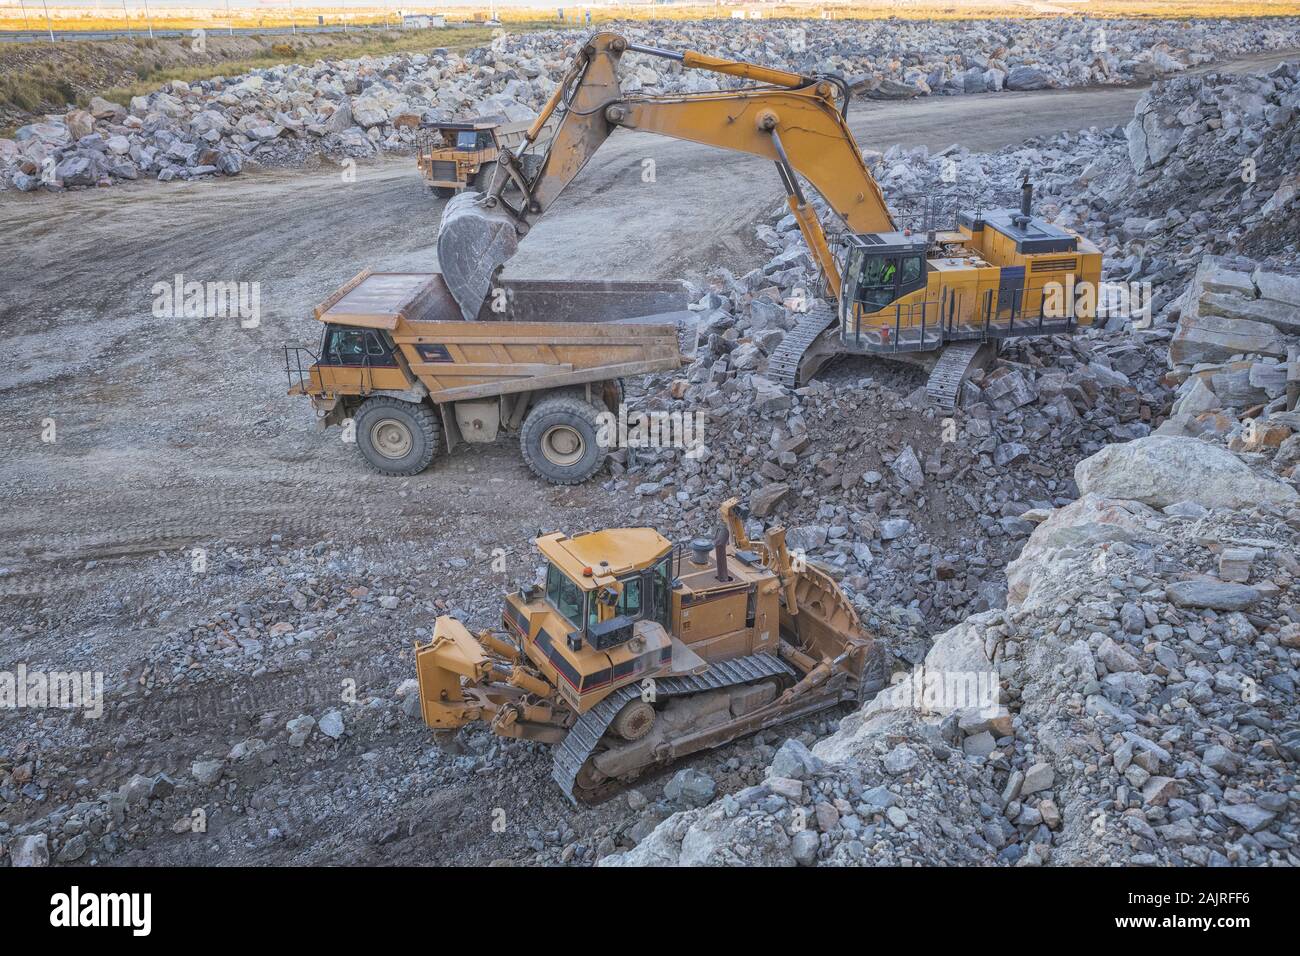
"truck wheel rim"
541,424,584,466
371,419,413,459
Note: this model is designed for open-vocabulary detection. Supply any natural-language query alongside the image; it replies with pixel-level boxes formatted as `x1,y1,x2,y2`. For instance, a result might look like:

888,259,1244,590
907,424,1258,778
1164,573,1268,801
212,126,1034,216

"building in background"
401,13,446,30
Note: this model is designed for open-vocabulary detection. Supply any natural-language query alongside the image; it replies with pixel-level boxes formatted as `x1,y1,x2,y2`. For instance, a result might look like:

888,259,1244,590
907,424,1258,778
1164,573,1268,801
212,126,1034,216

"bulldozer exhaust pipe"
1014,171,1033,229
713,525,731,583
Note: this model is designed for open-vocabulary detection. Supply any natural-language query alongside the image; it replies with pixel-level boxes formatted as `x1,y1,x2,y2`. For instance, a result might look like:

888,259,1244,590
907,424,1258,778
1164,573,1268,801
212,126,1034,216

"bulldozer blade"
436,190,522,321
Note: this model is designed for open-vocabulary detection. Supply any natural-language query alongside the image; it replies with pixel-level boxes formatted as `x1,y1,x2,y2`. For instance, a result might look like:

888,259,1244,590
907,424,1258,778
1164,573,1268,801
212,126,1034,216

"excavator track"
766,305,839,388
551,653,798,805
925,341,994,410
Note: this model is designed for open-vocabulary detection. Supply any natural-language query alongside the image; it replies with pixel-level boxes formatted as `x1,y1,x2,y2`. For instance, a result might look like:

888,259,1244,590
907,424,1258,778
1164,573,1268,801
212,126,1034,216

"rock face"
1171,257,1294,365
1074,434,1298,510
1159,256,1299,464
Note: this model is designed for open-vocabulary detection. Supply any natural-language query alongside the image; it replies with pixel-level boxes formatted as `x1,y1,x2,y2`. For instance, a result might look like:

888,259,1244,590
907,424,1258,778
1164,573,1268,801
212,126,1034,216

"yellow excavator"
415,499,886,803
437,31,1102,406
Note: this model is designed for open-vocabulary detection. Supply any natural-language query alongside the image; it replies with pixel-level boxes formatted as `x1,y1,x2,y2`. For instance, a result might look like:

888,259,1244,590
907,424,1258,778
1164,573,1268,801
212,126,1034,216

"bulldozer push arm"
719,495,870,677
464,31,896,304
414,617,567,739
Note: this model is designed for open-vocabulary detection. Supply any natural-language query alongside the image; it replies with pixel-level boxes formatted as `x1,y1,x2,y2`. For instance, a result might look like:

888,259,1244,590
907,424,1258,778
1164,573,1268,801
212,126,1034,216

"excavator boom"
436,31,894,320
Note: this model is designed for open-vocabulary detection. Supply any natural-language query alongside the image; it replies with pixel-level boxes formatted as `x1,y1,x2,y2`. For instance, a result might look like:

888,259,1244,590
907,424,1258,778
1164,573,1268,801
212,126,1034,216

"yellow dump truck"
416,116,556,198
285,269,696,484
415,499,888,803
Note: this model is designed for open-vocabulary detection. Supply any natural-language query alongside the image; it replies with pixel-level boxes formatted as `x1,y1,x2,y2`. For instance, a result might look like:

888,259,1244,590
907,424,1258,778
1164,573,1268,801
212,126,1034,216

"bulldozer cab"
538,529,674,644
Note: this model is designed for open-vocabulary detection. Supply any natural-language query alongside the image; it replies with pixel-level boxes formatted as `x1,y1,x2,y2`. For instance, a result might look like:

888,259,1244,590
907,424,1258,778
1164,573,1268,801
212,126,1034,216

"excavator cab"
842,235,929,314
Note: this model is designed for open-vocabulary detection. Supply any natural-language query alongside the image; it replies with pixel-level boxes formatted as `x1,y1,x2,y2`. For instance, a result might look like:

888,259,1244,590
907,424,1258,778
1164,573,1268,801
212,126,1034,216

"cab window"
620,577,642,618
852,253,899,312
650,556,671,628
321,326,396,366
455,131,478,149
847,250,925,314
585,575,643,627
545,564,584,628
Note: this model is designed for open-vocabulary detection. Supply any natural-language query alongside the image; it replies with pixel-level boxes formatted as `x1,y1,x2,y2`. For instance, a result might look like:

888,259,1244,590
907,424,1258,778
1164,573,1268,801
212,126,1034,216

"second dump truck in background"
416,116,556,197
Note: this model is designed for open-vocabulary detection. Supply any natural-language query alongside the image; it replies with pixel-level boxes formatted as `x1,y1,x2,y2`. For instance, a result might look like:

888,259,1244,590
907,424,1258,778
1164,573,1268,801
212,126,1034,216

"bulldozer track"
551,652,798,805
766,305,839,388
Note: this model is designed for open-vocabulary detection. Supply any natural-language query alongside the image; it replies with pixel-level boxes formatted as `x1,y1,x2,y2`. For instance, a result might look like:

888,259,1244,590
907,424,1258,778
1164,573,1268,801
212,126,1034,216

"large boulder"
1073,435,1298,510
1125,87,1184,173
11,833,49,867
1005,66,1051,91
1006,495,1162,608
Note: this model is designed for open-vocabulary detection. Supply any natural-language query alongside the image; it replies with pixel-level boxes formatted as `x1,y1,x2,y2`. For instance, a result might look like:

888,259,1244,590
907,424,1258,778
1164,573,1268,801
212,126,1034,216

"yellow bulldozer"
415,498,887,803
438,31,1103,407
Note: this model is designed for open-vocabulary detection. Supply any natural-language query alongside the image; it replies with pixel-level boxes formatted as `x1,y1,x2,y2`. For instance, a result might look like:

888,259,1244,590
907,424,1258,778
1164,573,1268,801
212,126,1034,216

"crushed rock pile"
994,60,1300,314
602,434,1300,866
4,16,1300,192
612,322,1172,657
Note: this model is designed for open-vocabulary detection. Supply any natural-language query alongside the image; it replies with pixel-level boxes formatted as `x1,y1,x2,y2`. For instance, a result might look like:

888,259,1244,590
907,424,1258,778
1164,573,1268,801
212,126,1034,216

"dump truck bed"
310,270,696,403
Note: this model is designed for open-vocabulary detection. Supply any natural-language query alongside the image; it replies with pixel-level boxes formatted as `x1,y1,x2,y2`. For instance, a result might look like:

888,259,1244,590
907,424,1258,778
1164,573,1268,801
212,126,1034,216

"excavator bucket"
435,190,522,321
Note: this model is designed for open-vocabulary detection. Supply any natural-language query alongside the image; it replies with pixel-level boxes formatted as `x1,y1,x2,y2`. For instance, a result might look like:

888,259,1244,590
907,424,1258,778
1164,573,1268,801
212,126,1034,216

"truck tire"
519,395,607,485
601,378,625,414
354,397,440,477
473,161,497,192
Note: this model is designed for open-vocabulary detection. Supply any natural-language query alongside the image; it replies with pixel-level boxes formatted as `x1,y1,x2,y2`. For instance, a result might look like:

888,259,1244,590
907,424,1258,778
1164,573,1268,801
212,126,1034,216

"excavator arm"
438,31,895,318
